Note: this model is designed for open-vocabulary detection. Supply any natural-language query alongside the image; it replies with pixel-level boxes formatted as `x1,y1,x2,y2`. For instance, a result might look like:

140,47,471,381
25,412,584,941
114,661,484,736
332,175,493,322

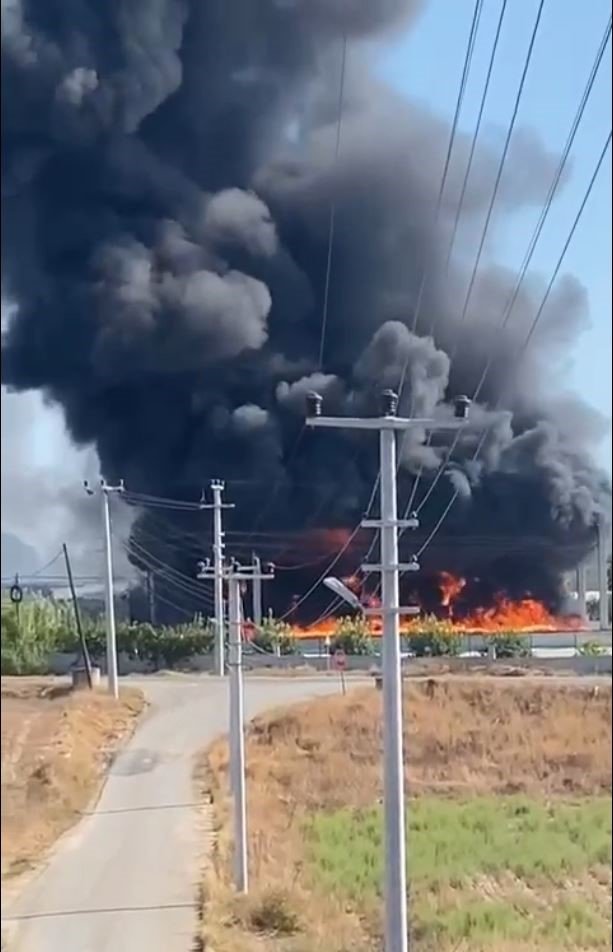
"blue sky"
378,0,612,470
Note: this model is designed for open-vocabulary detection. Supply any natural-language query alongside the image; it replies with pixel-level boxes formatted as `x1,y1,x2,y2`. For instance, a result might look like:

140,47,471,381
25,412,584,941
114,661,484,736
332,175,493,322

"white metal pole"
102,486,119,699
252,554,262,630
228,575,248,892
576,562,587,618
379,426,408,952
228,585,237,796
147,571,157,626
597,516,609,630
212,481,226,676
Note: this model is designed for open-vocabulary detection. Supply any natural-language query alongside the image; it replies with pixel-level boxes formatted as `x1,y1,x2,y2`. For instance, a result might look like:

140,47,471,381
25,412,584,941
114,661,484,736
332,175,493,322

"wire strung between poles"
411,128,612,563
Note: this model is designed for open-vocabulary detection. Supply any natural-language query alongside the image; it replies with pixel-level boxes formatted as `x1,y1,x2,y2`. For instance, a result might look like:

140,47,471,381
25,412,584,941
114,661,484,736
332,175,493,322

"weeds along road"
2,674,356,952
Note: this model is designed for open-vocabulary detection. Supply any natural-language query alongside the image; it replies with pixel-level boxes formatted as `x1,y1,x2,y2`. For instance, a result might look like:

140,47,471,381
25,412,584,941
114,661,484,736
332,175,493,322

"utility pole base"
72,666,101,690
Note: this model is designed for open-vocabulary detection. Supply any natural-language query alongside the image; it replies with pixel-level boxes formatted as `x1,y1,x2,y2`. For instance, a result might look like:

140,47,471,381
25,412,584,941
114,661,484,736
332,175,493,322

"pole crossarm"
361,563,420,573
362,517,419,529
306,415,472,432
198,562,275,583
199,479,236,510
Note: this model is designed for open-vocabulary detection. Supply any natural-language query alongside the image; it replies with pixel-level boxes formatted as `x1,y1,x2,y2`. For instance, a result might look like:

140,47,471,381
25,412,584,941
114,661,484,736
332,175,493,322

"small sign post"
333,648,347,695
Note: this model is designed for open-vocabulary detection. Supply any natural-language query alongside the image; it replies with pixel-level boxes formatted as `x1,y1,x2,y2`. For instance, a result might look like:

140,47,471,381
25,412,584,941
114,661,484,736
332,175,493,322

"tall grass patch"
306,796,612,947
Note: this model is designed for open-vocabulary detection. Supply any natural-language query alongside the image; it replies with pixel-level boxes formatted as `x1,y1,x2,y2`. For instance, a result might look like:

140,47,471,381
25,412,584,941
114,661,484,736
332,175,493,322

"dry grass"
198,678,612,952
1,676,145,879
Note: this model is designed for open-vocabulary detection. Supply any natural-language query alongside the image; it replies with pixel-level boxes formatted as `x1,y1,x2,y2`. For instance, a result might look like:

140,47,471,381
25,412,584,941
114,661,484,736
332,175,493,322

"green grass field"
306,796,612,949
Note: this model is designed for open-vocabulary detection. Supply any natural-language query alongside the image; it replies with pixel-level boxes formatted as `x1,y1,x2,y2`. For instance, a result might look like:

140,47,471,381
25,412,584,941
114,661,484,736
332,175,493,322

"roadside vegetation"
1,597,214,674
199,678,612,951
1,677,145,879
1,595,552,679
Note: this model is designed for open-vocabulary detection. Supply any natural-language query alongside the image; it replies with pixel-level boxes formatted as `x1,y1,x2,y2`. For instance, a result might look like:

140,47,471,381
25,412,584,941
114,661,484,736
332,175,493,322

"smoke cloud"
2,0,610,619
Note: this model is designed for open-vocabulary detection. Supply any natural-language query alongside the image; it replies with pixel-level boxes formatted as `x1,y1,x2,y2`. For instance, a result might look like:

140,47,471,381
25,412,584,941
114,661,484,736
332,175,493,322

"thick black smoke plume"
2,1,610,620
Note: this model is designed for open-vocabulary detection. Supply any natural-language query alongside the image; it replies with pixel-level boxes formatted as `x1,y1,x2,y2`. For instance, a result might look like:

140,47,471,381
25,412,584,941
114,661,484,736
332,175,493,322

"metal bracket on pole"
362,562,420,573
362,516,419,530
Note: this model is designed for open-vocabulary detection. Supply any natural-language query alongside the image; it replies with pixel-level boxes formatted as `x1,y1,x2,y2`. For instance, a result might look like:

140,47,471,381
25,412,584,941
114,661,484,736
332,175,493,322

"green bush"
1,598,214,673
86,622,214,668
251,618,297,656
407,615,462,657
489,633,530,658
1,610,52,674
1,598,72,674
577,640,606,658
330,616,374,656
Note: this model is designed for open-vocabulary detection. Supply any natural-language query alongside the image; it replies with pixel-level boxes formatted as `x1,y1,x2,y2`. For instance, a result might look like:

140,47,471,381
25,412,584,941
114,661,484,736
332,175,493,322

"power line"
126,537,215,606
402,0,548,521
30,549,64,577
449,0,547,357
408,0,485,346
361,0,491,568
318,33,348,369
234,425,306,540
308,594,345,628
410,14,612,520
412,127,611,561
443,0,509,275
278,524,363,620
275,0,485,564
147,586,208,621
277,477,381,620
130,508,318,562
252,0,486,570
123,490,205,511
246,34,349,544
274,550,344,571
134,561,214,607
274,0,492,617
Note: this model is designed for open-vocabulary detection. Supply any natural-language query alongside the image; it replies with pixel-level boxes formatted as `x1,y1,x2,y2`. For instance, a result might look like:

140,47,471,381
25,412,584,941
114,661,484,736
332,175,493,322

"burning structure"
2,1,610,627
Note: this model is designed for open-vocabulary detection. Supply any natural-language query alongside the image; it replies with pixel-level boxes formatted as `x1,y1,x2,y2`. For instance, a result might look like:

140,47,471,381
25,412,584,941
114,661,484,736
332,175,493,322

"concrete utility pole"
597,515,609,629
252,553,263,631
200,480,235,676
86,479,124,698
198,556,275,893
305,388,471,952
575,561,587,618
146,570,157,626
62,542,93,689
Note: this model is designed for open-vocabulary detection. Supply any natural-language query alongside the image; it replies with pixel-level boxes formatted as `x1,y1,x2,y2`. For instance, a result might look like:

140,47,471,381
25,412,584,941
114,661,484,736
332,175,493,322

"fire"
438,571,466,608
452,596,584,633
290,570,586,638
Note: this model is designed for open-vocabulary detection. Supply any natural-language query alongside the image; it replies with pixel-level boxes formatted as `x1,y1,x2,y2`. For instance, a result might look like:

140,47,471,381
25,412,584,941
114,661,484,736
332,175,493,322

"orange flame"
438,571,466,608
458,596,583,632
290,570,585,639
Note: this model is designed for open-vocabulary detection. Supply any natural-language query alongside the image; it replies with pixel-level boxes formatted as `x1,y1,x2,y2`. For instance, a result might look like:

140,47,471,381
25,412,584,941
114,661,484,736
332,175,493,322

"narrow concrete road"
2,675,350,952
